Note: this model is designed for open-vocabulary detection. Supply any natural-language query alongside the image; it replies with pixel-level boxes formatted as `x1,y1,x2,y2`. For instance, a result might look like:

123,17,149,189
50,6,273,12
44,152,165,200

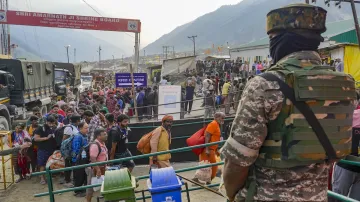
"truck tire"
0,116,9,131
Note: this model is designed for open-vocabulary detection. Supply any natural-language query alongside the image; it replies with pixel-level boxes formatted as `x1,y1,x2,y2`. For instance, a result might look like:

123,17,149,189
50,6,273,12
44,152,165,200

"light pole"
227,42,231,58
65,45,71,63
187,36,197,56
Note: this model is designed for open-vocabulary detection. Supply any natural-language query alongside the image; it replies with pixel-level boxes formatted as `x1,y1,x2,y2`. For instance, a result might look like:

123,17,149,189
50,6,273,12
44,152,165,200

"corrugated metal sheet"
330,30,358,44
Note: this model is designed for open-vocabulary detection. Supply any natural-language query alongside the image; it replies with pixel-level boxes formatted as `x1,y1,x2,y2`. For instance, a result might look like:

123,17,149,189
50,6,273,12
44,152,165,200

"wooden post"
350,0,360,48
130,64,138,121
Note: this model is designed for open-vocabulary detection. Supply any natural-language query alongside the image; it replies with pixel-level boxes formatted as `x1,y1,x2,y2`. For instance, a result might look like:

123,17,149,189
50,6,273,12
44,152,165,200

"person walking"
204,90,215,119
221,79,231,115
136,87,145,121
185,79,195,115
108,114,135,172
147,86,158,118
221,4,356,202
149,115,173,168
193,112,225,184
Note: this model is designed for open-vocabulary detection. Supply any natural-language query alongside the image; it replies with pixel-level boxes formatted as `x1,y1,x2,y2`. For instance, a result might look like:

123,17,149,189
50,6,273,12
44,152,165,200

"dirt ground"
0,162,225,202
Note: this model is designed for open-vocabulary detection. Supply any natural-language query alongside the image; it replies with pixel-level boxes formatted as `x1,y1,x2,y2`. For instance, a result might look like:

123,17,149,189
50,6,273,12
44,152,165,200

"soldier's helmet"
266,3,327,35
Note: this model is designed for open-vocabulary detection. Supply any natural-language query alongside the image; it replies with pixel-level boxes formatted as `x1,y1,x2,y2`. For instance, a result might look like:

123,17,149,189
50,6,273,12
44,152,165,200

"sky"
9,0,243,47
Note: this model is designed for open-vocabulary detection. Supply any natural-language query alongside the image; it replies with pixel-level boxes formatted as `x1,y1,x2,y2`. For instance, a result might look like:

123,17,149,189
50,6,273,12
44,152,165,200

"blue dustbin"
147,167,183,202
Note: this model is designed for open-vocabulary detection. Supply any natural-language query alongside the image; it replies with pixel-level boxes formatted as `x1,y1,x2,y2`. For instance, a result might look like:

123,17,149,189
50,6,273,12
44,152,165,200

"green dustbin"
101,168,136,202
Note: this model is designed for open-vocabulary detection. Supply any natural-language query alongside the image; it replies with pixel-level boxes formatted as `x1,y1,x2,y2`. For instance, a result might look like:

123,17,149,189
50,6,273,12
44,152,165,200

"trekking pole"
176,174,224,197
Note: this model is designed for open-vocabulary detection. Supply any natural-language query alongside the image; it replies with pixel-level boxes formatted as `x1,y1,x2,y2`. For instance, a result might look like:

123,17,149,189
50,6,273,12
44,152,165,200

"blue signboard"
115,73,147,88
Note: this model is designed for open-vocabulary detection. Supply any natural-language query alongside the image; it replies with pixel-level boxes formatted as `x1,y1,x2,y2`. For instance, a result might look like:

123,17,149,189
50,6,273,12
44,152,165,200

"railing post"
46,166,55,202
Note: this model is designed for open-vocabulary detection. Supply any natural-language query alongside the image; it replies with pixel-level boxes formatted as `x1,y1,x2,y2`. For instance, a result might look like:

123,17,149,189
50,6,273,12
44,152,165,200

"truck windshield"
81,76,92,82
55,70,66,84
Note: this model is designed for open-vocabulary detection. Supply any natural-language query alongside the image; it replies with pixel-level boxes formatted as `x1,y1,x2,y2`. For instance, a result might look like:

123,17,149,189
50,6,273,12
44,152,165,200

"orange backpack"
137,129,156,154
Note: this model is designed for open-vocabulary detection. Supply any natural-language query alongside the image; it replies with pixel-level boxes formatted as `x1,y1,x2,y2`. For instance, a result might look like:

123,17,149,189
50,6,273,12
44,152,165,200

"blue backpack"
60,136,74,159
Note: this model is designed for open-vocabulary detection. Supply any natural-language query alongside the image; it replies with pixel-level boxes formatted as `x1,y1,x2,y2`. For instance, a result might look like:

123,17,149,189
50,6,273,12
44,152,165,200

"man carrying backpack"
34,115,57,185
86,128,108,202
149,115,173,168
108,114,135,172
58,115,81,187
71,122,89,197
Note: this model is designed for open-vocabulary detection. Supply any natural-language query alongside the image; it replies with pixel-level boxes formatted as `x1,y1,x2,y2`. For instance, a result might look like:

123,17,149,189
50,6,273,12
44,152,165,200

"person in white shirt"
61,115,81,188
160,76,168,85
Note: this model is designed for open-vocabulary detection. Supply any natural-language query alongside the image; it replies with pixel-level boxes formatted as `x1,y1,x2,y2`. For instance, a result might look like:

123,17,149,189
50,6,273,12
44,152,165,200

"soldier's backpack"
256,64,356,168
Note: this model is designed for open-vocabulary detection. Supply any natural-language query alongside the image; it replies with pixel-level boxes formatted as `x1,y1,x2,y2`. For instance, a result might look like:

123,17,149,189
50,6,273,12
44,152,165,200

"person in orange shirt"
193,112,225,184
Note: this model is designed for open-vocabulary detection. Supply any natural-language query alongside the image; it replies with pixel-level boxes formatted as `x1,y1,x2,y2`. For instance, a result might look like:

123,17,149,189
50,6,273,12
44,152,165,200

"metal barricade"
0,131,14,190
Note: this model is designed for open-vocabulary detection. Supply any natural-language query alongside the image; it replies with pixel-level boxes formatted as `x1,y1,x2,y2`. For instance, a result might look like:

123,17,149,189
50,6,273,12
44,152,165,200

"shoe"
63,183,74,188
75,192,86,197
15,177,24,183
58,178,65,184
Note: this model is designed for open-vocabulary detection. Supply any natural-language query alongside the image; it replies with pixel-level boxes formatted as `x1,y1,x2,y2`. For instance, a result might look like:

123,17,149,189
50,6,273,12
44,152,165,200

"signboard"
158,85,181,120
115,73,147,88
0,10,141,33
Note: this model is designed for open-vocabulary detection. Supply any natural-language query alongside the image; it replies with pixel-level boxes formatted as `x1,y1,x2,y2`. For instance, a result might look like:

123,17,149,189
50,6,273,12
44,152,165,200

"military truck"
0,59,55,130
53,62,82,100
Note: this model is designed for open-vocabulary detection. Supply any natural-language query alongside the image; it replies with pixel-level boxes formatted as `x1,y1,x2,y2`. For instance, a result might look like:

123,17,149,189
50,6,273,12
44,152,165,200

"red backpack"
186,125,207,155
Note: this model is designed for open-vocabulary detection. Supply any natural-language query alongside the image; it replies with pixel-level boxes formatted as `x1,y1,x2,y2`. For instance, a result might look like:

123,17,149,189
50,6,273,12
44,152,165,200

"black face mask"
269,32,321,64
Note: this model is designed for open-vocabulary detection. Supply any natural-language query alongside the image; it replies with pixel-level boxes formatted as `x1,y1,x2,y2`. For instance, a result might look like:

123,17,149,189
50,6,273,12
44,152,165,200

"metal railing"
32,141,226,201
31,135,360,202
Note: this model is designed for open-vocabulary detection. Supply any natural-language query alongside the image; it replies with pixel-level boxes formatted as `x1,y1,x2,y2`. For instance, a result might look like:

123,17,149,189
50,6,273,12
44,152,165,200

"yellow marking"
0,98,10,104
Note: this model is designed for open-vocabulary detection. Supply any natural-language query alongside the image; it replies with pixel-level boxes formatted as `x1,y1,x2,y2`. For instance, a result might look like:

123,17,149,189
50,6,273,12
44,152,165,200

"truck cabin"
0,70,15,99
54,68,71,97
81,75,93,83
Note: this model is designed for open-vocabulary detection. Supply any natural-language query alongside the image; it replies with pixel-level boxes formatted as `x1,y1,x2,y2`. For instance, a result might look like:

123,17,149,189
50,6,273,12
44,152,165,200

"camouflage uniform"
266,4,327,34
222,51,336,201
221,4,356,202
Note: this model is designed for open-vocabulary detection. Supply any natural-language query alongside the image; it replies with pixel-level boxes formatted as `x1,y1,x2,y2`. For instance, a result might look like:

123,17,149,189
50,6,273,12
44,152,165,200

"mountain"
8,1,134,62
143,0,356,55
10,25,128,62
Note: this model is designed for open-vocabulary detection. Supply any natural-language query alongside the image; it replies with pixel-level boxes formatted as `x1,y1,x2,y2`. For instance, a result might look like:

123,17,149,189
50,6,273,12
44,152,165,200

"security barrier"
0,131,14,190
32,141,226,202
31,130,360,202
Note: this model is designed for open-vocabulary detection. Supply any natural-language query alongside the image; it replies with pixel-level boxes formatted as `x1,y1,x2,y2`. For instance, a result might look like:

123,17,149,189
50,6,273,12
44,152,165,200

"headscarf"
162,115,174,122
269,31,321,64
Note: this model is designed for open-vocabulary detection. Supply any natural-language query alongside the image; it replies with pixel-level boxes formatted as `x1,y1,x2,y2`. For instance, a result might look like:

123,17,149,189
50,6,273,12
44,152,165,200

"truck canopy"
0,59,55,105
0,59,54,90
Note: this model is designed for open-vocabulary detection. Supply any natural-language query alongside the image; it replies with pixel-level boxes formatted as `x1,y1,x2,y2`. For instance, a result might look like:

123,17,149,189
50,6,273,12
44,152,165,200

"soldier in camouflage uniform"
221,4,356,202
